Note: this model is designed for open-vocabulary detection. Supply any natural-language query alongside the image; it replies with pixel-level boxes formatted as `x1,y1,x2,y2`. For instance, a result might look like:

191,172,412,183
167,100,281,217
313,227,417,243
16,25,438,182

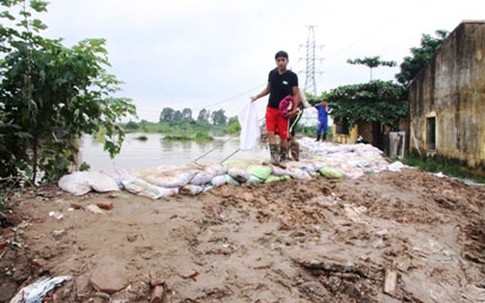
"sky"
39,0,485,122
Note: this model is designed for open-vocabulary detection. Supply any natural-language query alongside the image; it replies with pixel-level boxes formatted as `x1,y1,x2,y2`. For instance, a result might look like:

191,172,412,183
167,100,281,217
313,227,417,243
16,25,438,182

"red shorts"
266,106,289,139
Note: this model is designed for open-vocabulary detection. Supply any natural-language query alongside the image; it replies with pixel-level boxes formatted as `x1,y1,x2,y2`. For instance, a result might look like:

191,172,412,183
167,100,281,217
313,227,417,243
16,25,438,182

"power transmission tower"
300,25,323,95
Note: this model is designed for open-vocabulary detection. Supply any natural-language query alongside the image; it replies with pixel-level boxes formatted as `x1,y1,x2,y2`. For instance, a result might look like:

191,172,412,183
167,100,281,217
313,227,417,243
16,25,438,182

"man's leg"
278,115,290,166
322,118,328,141
266,108,281,166
316,122,323,141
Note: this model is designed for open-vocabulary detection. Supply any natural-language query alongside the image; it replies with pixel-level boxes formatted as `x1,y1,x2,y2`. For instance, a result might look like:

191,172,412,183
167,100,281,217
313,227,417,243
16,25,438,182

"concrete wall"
408,21,485,168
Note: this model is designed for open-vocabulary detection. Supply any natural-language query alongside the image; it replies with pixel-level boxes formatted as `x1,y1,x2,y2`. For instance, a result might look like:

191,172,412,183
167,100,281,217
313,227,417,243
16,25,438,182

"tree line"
158,107,229,126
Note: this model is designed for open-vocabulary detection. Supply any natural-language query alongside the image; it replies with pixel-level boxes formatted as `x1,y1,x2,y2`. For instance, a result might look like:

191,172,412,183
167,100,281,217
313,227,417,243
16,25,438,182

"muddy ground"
0,168,484,302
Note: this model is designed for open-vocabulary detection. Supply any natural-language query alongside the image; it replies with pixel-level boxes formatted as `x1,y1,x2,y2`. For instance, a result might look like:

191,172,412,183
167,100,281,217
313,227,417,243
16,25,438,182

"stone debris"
89,264,129,294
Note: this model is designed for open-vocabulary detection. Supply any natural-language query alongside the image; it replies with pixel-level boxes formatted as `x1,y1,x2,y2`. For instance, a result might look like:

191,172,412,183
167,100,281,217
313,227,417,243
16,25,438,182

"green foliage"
211,109,227,126
347,56,396,68
225,116,240,135
197,108,210,123
163,134,192,141
347,56,396,80
159,107,195,123
194,131,213,142
124,120,139,131
0,0,136,184
395,30,449,85
135,135,148,141
163,130,213,143
327,80,407,128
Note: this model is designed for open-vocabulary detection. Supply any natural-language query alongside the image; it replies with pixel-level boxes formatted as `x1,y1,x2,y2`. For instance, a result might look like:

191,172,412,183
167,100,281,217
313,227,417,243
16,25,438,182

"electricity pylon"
300,25,323,95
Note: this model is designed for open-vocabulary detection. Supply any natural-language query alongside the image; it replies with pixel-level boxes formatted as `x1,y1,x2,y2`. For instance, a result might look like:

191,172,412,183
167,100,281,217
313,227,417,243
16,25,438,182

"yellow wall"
408,21,485,168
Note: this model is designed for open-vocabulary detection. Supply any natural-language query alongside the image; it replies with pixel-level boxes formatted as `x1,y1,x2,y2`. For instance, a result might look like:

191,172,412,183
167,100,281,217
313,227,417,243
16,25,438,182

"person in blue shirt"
315,100,333,141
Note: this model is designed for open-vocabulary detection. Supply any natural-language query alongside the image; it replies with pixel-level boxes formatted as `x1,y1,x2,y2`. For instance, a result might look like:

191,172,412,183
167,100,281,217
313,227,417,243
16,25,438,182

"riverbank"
1,167,483,302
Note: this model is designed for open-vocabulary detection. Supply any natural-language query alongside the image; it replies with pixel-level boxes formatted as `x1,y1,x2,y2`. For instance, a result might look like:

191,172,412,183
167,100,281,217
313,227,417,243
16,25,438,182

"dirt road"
0,168,483,302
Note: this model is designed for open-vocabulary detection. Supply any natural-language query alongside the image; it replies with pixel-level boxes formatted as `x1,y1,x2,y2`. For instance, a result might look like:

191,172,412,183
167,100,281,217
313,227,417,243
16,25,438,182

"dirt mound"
0,168,484,302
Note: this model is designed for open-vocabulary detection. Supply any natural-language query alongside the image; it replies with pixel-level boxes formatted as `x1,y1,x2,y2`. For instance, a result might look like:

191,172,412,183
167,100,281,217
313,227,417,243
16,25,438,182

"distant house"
408,21,485,170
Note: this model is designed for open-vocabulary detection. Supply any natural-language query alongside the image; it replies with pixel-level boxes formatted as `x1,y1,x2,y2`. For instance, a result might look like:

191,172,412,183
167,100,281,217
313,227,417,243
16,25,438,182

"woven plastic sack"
319,167,343,179
249,165,272,180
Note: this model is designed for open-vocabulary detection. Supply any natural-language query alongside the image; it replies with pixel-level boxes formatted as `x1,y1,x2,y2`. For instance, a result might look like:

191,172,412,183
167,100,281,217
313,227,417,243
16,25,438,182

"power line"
190,82,265,112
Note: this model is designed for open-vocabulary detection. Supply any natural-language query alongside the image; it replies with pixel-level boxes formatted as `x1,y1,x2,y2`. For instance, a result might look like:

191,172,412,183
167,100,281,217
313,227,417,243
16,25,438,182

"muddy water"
79,133,268,171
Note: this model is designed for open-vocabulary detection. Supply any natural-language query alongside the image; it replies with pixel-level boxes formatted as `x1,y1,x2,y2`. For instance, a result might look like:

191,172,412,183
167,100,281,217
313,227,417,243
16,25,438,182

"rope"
220,148,241,164
190,136,237,164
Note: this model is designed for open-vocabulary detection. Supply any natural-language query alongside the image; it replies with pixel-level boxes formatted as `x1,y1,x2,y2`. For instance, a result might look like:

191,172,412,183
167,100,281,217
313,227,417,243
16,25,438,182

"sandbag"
319,167,343,179
249,165,272,180
58,172,92,195
265,175,291,183
136,168,198,188
287,168,312,180
87,171,120,193
122,178,178,199
225,174,240,186
210,175,227,187
58,171,119,195
271,166,290,177
227,167,251,183
246,175,264,185
190,169,216,185
180,184,204,196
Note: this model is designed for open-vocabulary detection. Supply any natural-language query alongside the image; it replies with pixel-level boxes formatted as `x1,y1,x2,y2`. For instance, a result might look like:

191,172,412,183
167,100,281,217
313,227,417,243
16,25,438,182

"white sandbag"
206,164,227,176
190,168,217,185
271,166,290,176
87,171,120,193
58,172,92,195
136,167,198,188
210,175,227,187
190,170,214,185
238,102,260,150
227,167,251,183
180,184,204,196
388,161,405,172
287,168,312,180
122,178,178,199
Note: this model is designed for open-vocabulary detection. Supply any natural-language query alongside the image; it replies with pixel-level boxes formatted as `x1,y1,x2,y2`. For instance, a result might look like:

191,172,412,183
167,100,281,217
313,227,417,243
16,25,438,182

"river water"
79,133,268,171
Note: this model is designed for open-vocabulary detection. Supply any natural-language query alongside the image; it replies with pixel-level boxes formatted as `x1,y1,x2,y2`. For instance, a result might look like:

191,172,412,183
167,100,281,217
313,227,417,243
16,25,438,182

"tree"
159,107,174,122
197,109,210,124
327,80,407,129
0,0,136,184
347,56,396,81
395,30,449,86
181,108,193,122
172,110,182,122
225,116,241,134
211,109,227,126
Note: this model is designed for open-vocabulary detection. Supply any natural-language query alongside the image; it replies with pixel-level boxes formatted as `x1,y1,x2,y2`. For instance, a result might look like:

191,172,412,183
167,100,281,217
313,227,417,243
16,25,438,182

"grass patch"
163,131,214,143
402,153,485,183
163,134,192,141
135,135,148,141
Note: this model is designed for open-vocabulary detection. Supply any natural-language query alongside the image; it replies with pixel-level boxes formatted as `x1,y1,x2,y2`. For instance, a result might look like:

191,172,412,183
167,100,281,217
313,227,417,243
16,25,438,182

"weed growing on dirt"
403,153,484,183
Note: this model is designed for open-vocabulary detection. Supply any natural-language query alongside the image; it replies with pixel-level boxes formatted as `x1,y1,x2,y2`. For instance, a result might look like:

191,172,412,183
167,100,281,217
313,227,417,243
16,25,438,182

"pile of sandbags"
58,138,404,198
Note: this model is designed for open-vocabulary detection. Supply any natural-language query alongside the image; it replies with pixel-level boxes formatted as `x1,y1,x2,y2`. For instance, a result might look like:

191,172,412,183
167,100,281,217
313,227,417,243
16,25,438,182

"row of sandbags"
57,159,346,199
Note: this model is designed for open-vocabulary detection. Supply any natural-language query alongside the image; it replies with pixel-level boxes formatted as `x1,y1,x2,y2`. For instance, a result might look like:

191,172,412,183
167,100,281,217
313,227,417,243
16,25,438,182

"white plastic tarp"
238,102,260,150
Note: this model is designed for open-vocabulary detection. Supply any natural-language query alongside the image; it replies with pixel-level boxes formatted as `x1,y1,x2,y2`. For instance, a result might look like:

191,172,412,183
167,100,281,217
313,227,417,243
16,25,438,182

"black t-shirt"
267,68,298,109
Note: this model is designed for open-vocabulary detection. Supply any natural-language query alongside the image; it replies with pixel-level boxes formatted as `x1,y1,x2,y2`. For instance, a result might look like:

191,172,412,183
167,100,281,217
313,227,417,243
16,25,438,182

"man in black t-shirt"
251,50,300,167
